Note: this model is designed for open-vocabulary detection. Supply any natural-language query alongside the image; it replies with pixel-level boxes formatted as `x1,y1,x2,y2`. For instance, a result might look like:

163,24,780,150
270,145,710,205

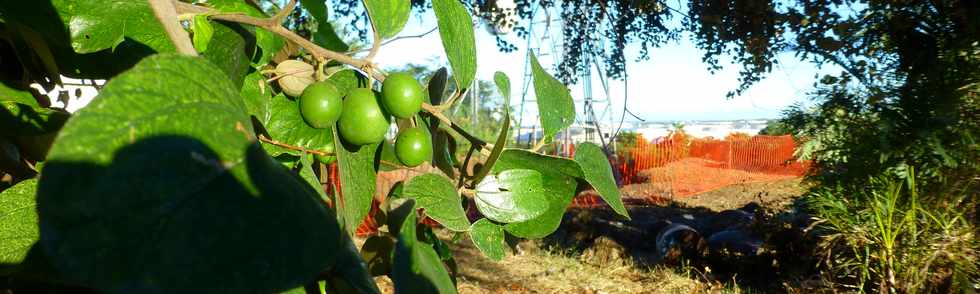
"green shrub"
808,168,978,292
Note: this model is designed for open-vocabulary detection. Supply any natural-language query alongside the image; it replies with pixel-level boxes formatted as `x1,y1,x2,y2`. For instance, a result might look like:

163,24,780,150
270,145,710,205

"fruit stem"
420,102,493,156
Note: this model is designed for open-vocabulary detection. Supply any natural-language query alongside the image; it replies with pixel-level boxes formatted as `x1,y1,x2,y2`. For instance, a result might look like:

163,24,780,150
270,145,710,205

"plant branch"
348,27,438,54
258,134,332,156
365,13,382,61
172,1,385,82
148,0,197,56
530,137,547,153
421,102,493,154
271,0,297,24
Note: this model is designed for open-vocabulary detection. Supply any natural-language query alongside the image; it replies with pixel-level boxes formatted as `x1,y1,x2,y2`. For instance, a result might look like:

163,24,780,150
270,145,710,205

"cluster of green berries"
296,72,432,167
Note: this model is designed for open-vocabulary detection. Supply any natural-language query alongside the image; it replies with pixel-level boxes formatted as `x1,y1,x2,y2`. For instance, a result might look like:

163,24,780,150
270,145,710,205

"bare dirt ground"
365,178,815,293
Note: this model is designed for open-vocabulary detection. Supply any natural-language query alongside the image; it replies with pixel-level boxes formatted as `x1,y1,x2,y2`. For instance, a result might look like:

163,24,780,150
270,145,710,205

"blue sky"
371,7,838,123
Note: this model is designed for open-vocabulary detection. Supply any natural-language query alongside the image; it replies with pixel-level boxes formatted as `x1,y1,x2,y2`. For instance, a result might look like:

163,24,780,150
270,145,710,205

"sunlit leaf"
433,0,477,88
403,173,470,231
474,169,548,223
575,142,629,219
469,218,505,261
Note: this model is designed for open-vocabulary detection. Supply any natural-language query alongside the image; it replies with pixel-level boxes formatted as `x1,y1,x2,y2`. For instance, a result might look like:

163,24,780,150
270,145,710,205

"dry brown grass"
365,230,749,294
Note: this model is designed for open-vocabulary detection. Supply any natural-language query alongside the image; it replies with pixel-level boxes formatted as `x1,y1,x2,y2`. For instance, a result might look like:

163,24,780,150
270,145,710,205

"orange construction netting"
330,133,809,236
570,133,809,207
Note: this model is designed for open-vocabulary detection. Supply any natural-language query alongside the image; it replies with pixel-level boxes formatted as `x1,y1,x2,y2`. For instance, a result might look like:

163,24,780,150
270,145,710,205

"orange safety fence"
326,133,809,236
570,133,810,207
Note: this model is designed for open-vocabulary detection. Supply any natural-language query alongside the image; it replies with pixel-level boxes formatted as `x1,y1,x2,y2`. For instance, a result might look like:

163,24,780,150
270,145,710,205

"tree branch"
148,0,197,56
271,0,297,24
172,1,386,82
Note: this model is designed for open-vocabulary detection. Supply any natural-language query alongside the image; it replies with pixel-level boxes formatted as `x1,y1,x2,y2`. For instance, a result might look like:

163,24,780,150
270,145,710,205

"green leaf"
363,0,412,40
469,113,509,185
403,173,470,231
494,71,511,101
469,219,505,261
530,52,575,140
0,83,39,107
474,169,549,223
504,175,577,238
493,150,581,238
332,128,379,233
431,129,458,178
389,199,458,294
470,72,512,185
59,0,174,53
200,23,253,88
328,69,370,93
240,71,272,122
0,101,70,137
575,142,629,219
0,179,39,274
432,0,477,88
263,94,335,156
428,67,449,105
37,54,342,293
192,15,214,53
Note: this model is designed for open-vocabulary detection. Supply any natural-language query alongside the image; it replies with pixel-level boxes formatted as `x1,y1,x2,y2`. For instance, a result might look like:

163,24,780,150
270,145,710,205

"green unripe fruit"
314,139,336,165
394,127,432,167
338,88,390,145
381,72,424,119
299,81,343,129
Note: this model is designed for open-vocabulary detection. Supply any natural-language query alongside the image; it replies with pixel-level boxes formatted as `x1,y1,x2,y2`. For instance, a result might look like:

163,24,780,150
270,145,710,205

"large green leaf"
432,0,477,88
36,54,342,293
469,218,505,261
57,0,174,53
201,22,252,88
530,52,575,140
363,0,412,40
494,150,581,238
0,179,39,274
263,94,335,156
332,128,379,233
0,101,69,137
403,173,470,232
575,143,629,219
474,169,549,223
389,199,457,294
